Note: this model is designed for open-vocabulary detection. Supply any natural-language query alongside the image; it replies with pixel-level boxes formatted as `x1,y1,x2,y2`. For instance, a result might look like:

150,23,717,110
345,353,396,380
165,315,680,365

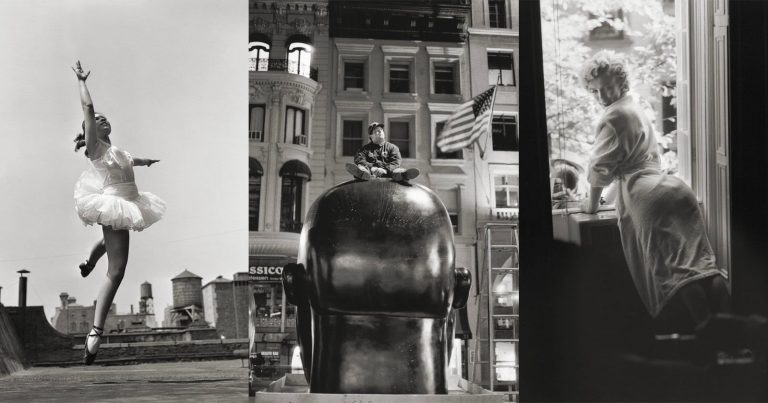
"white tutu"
74,163,166,232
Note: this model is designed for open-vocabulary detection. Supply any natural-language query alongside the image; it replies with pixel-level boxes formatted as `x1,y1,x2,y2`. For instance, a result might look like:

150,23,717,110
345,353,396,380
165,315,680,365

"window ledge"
467,27,519,37
430,94,464,102
277,142,314,157
430,158,465,166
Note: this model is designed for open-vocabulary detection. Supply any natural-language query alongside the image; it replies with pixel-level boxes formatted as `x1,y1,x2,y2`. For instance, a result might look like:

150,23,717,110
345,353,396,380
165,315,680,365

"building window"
389,64,410,93
249,104,265,141
279,161,311,234
344,62,365,90
494,173,519,208
249,158,263,231
488,52,516,86
248,41,270,72
342,120,364,156
588,9,625,40
389,121,410,158
492,115,519,152
434,64,457,94
435,121,462,159
285,106,307,146
436,188,460,234
288,42,313,78
489,0,507,29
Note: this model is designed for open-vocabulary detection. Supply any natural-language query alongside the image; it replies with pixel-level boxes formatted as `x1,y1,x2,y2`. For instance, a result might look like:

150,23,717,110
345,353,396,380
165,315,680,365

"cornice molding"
336,42,375,53
381,45,419,55
467,27,520,37
426,46,465,57
428,102,463,113
381,101,420,112
334,99,374,110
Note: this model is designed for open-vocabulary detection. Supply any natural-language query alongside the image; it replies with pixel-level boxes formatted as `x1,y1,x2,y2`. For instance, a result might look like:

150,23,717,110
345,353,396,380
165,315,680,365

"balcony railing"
293,134,307,146
249,130,263,142
249,58,319,82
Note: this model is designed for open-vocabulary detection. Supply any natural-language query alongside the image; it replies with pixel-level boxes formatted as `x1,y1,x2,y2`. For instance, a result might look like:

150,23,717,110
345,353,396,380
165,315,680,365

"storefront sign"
249,256,295,282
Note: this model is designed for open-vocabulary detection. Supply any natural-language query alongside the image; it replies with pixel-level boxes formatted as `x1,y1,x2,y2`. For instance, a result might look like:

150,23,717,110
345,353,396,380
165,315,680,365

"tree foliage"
541,0,677,175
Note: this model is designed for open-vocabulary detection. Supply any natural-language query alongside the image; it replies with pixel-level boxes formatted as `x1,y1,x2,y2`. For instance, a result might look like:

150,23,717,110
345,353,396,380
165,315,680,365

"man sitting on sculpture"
346,122,420,182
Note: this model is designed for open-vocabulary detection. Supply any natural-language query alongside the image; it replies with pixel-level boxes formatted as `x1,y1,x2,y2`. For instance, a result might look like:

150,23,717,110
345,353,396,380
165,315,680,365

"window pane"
492,116,519,151
489,0,507,28
285,107,306,145
288,42,313,78
435,121,462,159
249,105,265,141
389,64,410,93
488,53,515,86
342,120,363,156
435,65,456,94
389,121,410,158
494,174,519,208
249,175,261,231
280,176,304,233
248,42,270,72
344,62,365,89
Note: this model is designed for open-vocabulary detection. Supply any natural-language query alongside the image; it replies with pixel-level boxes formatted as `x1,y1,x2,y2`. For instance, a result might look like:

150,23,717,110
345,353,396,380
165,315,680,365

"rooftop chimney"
17,269,29,308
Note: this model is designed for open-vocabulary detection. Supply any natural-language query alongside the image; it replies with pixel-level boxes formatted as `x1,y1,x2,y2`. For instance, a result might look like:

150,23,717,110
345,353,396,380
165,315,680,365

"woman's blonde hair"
579,50,629,94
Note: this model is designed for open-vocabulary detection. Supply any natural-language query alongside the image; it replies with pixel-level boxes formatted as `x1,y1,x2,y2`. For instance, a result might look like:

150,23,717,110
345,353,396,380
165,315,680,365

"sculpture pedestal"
253,374,506,402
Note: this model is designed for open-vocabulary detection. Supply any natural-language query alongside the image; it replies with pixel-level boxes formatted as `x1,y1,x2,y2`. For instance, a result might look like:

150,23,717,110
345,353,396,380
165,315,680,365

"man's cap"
368,122,384,135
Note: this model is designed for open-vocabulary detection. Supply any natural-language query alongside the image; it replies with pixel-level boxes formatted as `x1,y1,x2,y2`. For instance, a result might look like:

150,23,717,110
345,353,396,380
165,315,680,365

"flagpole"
479,85,499,160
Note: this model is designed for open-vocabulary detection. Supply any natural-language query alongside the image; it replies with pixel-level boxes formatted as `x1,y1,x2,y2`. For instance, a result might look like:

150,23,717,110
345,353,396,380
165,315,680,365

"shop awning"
249,157,263,176
279,160,311,181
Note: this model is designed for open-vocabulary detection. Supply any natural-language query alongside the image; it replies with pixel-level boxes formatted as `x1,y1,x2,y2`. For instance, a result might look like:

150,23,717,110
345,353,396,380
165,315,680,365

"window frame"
287,42,313,78
387,119,412,159
248,161,262,232
487,50,517,87
491,113,519,152
343,61,366,91
279,174,305,234
490,164,519,214
249,104,266,142
341,118,366,157
488,0,508,29
284,105,307,146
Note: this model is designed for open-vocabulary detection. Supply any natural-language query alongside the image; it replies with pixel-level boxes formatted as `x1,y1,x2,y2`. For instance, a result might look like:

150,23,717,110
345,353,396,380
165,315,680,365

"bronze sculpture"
283,179,471,394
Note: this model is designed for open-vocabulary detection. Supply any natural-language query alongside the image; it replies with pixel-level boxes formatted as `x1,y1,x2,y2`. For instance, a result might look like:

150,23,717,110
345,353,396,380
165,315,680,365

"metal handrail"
249,58,319,82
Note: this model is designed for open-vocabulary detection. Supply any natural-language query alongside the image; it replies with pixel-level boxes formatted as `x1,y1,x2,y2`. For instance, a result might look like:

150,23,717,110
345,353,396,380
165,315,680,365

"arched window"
287,40,313,78
249,158,263,231
249,35,271,72
279,160,311,233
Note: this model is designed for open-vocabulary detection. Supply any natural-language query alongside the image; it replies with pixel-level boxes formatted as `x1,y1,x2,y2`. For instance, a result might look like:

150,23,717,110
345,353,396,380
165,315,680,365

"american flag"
436,86,498,153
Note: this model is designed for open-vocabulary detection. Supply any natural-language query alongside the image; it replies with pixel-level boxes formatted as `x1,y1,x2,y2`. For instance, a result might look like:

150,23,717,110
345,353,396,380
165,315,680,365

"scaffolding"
473,223,519,401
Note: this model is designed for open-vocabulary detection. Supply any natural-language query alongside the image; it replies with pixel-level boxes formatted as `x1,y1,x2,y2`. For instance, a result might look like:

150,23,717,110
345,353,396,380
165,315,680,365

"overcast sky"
0,0,247,325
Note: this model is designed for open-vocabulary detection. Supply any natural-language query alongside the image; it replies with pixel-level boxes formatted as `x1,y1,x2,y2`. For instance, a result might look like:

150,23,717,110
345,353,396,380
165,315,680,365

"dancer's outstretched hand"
72,61,90,81
146,159,160,167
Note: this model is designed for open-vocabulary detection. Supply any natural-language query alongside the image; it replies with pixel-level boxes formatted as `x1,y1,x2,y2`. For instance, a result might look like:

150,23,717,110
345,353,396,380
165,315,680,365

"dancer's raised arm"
72,61,100,159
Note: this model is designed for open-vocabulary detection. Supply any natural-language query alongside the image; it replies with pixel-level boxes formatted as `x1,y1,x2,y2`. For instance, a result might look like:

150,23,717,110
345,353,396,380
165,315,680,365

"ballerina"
71,61,166,364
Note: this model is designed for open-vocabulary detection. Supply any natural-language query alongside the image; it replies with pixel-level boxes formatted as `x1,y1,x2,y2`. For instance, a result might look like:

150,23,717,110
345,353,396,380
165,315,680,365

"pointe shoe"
392,168,420,182
83,326,103,365
79,260,95,278
345,163,372,181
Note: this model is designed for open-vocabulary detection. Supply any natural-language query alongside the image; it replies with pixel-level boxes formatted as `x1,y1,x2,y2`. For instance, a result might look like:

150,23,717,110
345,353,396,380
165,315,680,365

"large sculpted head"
283,179,470,394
